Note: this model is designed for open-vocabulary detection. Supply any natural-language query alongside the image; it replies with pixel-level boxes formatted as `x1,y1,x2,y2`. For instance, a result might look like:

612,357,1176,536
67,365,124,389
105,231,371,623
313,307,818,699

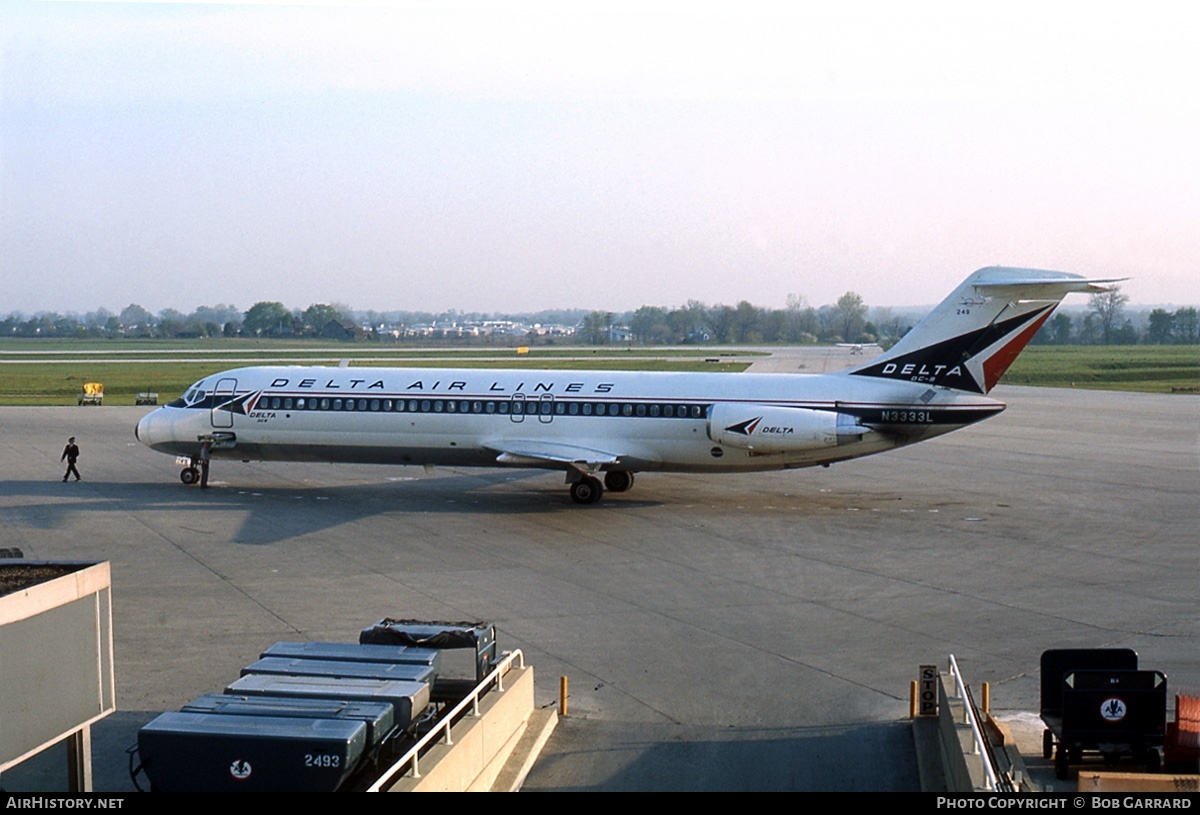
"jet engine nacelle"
708,403,845,453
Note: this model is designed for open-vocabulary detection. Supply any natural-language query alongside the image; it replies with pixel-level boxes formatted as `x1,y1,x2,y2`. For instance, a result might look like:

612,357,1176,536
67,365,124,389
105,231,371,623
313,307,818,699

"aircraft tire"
180,467,200,485
570,476,603,505
604,471,634,493
1042,729,1053,761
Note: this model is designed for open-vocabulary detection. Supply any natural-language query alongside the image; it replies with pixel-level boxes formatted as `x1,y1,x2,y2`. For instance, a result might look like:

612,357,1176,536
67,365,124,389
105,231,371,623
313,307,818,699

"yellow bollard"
981,681,990,714
560,676,568,717
910,680,918,718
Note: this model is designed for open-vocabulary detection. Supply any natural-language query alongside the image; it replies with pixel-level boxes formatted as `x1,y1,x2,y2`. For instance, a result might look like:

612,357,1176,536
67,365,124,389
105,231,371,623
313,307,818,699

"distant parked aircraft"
836,342,881,355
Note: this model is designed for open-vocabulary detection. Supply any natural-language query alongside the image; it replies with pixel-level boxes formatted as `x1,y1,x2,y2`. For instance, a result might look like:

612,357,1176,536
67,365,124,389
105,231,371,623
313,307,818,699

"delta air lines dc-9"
135,268,1119,504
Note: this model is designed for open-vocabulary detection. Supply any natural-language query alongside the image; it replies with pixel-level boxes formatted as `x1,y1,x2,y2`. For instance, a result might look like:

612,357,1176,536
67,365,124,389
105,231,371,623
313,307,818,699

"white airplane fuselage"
135,365,1003,474
134,268,1121,503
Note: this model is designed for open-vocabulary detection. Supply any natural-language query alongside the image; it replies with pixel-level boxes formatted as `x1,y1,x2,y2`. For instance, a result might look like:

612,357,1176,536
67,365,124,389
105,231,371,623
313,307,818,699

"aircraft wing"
484,439,623,474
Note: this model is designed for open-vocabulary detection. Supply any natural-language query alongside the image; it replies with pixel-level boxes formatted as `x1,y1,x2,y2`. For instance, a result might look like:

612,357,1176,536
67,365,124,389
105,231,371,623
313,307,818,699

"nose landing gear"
179,442,211,487
178,433,234,488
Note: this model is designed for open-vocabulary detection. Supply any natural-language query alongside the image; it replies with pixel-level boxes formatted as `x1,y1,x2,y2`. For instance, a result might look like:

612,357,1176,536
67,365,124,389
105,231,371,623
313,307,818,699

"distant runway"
0,384,1196,791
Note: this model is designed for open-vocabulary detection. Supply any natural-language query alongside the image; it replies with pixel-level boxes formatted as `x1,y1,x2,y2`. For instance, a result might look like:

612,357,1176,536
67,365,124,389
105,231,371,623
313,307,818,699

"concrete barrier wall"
387,664,539,792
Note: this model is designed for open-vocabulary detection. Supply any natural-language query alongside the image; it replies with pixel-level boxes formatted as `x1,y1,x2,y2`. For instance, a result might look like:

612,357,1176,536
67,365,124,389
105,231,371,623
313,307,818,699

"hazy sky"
2,0,1197,315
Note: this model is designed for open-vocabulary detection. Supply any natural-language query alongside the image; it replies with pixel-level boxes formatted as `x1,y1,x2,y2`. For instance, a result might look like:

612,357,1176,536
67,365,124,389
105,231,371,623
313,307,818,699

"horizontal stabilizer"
972,276,1127,301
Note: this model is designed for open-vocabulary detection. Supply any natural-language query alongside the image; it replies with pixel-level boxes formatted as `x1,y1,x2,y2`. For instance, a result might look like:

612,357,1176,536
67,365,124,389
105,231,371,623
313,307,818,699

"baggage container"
1039,648,1166,778
182,693,395,747
361,619,496,685
138,711,366,792
241,656,436,685
262,641,440,671
226,674,430,731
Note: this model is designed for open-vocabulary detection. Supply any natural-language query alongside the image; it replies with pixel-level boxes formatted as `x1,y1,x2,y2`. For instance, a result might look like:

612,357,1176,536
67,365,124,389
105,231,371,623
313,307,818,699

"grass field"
0,345,751,405
0,342,1195,405
1002,345,1199,393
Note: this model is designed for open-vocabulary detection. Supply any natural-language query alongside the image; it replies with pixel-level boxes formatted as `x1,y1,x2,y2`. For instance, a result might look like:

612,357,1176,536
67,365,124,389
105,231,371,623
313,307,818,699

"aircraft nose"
136,409,161,448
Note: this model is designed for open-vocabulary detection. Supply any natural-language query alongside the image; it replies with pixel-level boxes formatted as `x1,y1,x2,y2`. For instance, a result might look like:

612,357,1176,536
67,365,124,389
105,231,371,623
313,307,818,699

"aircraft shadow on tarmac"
0,469,665,547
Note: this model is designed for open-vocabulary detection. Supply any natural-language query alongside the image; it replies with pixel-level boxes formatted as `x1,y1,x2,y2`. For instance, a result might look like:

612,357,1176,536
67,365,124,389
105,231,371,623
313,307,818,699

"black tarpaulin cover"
360,619,488,650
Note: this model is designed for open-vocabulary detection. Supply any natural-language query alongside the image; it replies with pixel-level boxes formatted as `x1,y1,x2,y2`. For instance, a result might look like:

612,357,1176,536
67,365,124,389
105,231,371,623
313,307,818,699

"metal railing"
366,648,526,792
947,653,1003,791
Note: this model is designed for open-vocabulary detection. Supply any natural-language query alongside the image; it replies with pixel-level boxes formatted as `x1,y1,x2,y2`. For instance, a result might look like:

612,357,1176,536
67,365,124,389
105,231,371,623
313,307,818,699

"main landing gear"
603,471,635,493
568,471,636,505
569,476,602,505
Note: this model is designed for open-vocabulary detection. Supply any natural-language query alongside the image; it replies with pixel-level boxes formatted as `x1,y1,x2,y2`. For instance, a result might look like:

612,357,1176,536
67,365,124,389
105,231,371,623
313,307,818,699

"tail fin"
848,267,1124,394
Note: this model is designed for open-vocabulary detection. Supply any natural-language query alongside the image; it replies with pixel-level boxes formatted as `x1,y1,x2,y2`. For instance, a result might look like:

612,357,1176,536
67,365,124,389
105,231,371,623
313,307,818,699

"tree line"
0,292,894,345
579,292,896,345
2,287,1196,346
1029,290,1199,346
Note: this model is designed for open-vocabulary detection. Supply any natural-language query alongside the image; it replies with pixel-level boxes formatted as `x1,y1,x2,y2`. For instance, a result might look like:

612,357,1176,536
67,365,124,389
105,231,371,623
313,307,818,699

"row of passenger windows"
255,395,708,419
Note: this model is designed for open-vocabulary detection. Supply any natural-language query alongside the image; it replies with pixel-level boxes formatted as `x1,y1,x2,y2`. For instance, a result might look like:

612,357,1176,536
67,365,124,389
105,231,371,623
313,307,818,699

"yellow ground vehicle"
78,382,103,406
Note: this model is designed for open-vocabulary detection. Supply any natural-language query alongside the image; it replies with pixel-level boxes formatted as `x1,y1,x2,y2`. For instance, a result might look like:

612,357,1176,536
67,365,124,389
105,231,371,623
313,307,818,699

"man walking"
61,436,81,481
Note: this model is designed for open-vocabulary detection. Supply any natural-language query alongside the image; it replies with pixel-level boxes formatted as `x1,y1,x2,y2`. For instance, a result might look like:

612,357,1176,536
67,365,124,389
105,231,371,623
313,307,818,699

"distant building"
321,319,361,340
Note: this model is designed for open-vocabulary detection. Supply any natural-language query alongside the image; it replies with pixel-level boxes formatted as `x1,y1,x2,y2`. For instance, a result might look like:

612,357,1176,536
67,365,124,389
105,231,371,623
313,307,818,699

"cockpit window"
169,382,208,408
